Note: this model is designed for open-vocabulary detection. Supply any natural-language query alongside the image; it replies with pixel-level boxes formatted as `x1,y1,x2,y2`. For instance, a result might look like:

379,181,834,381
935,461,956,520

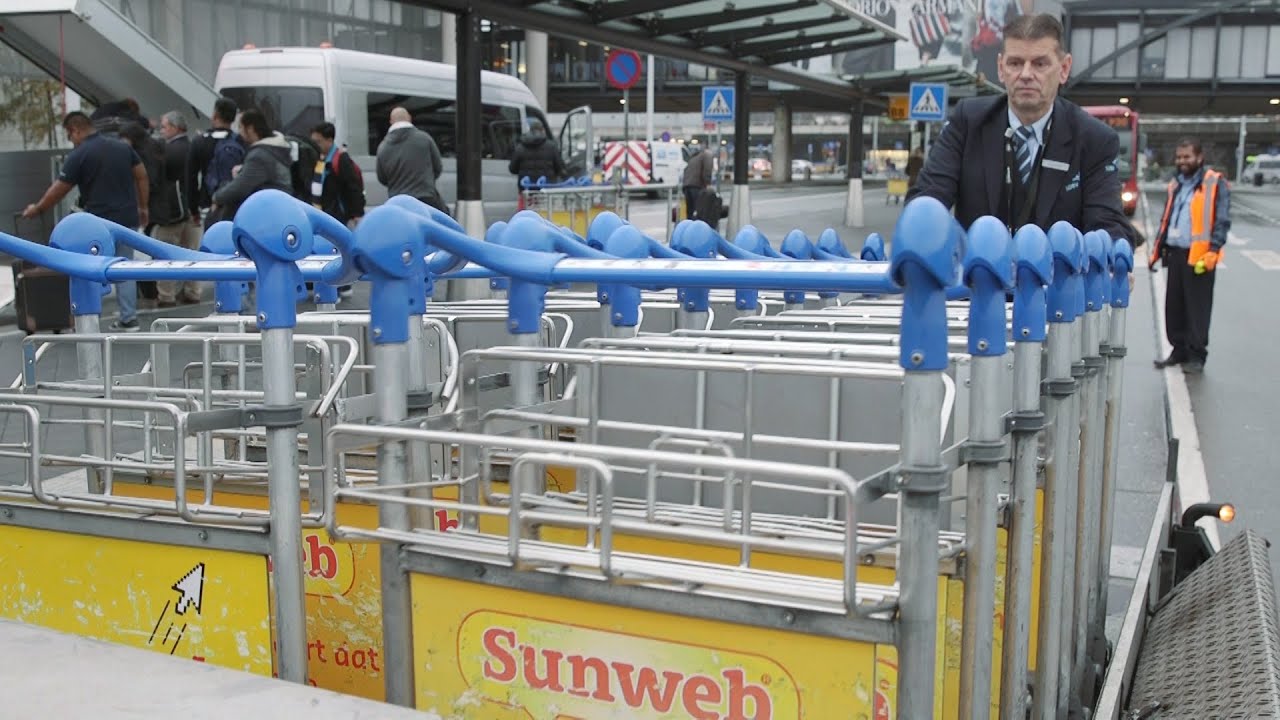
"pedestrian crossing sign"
909,82,947,121
702,86,735,122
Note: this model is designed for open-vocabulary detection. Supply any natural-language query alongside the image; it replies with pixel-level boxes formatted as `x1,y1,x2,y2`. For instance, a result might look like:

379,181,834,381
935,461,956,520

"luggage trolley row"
0,188,1132,719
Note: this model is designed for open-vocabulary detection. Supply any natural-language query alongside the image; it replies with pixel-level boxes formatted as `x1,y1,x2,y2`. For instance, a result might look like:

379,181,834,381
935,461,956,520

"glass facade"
1070,15,1280,83
103,0,445,84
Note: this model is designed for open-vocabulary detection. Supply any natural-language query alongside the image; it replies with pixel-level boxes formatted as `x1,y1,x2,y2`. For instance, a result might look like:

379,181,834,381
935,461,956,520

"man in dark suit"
908,13,1134,248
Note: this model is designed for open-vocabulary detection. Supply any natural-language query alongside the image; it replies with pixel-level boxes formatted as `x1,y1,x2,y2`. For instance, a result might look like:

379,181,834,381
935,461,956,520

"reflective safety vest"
1150,168,1224,269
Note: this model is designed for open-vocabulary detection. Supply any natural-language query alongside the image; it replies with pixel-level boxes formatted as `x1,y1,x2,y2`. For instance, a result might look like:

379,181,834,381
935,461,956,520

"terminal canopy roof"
418,0,906,101
849,65,1005,101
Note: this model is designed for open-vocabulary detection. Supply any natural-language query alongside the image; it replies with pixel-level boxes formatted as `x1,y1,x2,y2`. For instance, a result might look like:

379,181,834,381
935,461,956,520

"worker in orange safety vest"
1149,136,1231,374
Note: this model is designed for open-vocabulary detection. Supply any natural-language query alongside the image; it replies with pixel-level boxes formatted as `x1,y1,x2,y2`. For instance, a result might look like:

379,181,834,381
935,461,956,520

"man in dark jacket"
681,146,714,219
509,119,566,185
309,122,365,227
151,110,201,306
906,13,1133,248
189,97,246,226
210,108,294,221
376,107,447,213
23,111,148,331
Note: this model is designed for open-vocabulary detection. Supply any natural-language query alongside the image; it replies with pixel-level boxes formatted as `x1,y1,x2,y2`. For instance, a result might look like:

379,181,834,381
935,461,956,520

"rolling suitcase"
9,214,72,335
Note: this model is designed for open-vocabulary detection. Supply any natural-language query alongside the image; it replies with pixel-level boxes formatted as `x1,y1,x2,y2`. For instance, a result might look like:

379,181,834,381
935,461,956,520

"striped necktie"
1014,125,1036,185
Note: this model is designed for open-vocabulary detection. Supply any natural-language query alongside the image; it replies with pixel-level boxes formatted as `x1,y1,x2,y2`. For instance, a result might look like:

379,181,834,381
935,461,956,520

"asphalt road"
1156,183,1280,582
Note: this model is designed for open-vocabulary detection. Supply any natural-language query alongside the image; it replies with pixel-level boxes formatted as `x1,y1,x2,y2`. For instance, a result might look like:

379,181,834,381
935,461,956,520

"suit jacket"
907,95,1135,247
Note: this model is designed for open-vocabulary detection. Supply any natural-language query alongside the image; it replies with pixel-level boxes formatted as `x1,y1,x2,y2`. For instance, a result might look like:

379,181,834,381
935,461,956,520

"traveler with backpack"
376,107,447,213
310,121,364,299
152,110,202,307
209,108,294,221
188,97,246,228
308,122,365,227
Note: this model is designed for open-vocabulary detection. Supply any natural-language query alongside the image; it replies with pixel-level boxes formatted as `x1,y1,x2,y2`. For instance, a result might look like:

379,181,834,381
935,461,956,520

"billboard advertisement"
807,1,1064,86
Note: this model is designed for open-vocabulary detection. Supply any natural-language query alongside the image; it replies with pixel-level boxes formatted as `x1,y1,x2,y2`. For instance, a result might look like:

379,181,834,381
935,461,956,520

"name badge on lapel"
1043,159,1070,172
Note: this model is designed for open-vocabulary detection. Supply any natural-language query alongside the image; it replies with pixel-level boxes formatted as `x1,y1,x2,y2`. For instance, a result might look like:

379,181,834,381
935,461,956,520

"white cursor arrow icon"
172,563,205,615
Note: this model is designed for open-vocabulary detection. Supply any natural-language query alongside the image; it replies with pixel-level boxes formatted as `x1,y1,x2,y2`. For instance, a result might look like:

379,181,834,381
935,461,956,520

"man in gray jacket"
210,108,293,221
376,107,446,213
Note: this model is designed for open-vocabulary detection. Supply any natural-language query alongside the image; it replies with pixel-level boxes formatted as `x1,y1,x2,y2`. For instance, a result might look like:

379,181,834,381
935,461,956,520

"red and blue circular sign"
605,49,642,91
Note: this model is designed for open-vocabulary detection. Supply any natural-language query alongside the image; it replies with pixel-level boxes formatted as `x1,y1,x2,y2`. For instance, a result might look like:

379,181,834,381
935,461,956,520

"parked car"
1244,155,1280,186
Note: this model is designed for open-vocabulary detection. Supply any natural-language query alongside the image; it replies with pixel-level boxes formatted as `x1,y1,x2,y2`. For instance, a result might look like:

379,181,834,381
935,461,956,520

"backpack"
205,130,245,195
285,134,321,201
311,147,365,214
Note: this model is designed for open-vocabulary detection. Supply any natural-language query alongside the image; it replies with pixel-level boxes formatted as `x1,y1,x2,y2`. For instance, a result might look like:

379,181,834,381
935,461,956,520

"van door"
558,105,593,178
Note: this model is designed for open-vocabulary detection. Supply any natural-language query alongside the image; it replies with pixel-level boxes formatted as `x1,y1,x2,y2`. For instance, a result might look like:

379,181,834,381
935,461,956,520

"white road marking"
1228,231,1251,247
1242,249,1280,270
1140,193,1223,549
0,263,12,312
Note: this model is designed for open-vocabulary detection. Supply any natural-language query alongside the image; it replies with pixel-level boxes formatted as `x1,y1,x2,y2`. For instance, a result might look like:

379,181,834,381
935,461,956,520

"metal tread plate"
1128,530,1280,718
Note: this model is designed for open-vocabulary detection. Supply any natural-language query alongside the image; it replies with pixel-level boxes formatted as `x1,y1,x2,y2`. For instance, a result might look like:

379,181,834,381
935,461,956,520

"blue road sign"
702,86,735,122
605,49,641,90
908,83,948,122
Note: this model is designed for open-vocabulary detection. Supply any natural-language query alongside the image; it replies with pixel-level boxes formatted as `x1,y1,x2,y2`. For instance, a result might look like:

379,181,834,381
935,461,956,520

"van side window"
221,86,324,137
483,105,522,160
366,92,456,156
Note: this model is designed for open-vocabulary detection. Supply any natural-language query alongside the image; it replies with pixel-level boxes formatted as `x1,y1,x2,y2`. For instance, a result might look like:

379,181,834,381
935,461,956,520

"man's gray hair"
162,110,188,131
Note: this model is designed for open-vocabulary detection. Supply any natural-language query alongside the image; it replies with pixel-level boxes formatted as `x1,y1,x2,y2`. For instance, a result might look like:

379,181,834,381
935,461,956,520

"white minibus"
214,46,593,224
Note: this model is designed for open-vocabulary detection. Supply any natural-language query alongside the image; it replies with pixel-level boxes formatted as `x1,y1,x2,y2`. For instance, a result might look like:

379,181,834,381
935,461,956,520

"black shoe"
109,318,140,332
1154,353,1186,369
1182,360,1205,374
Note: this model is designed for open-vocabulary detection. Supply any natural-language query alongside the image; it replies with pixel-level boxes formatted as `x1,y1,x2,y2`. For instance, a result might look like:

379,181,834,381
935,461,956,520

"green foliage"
0,73,63,149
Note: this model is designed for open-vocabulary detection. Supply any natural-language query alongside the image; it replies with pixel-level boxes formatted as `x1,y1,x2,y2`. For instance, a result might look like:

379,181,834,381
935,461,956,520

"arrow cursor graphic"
172,563,205,616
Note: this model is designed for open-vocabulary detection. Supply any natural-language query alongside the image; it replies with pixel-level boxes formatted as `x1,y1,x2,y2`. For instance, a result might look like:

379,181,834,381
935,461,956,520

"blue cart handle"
365,197,960,296
51,213,215,262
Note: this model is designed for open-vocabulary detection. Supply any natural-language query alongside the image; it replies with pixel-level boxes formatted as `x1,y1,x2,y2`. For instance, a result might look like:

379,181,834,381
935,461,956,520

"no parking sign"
605,49,641,91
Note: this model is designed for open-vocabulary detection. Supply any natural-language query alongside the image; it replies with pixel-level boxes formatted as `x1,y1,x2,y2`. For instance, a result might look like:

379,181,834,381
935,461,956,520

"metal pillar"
373,340,414,705
845,101,865,228
892,220,957,716
525,31,548,110
451,9,489,301
771,102,791,185
727,71,751,238
898,370,946,720
1058,292,1087,717
1096,241,1134,649
1237,116,1247,184
349,202,430,705
646,54,655,148
1001,226,1052,720
1034,227,1083,720
73,314,107,494
959,219,1014,720
440,11,457,65
260,328,308,685
406,316,435,530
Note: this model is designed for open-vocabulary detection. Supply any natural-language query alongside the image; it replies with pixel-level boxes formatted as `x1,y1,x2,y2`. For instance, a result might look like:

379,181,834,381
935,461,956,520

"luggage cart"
0,189,1139,719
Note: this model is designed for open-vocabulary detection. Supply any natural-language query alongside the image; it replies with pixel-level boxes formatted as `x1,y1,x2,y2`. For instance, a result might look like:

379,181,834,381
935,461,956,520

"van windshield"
220,86,324,137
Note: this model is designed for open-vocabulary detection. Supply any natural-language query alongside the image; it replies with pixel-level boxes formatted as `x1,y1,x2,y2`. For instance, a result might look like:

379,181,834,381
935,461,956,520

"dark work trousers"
1164,246,1217,364
683,186,702,220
